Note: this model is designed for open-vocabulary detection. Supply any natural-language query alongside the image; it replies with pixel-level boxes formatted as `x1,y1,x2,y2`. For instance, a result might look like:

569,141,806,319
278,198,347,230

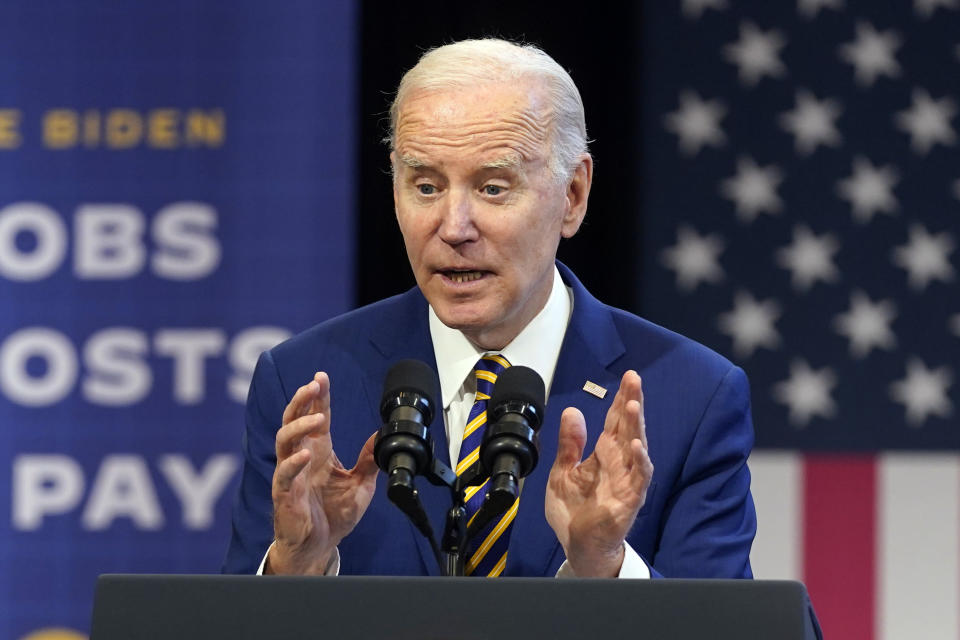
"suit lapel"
506,263,626,576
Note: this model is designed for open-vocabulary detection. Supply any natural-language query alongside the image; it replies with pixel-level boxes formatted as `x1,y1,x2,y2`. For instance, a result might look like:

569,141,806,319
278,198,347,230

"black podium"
91,574,818,639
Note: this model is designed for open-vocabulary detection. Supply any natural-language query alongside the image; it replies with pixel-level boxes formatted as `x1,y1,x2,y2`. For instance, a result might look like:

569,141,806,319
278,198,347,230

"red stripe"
803,455,876,640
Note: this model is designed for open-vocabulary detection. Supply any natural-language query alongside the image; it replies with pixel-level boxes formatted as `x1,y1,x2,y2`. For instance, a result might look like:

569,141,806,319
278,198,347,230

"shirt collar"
428,266,573,409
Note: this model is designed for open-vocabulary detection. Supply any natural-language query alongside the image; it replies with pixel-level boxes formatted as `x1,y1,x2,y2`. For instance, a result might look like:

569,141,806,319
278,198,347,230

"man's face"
392,80,589,350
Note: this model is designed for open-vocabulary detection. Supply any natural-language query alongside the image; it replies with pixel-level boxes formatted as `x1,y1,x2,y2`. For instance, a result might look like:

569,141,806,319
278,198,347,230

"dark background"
355,3,642,312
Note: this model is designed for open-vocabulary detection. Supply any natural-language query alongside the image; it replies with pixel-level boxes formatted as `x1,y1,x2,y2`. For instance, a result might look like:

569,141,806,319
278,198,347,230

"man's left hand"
545,370,654,577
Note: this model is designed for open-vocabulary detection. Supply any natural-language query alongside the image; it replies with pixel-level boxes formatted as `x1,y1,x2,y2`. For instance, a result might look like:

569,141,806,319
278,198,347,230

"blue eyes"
414,184,505,196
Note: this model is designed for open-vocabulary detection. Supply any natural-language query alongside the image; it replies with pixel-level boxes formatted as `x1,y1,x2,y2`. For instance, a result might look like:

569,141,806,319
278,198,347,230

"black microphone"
373,359,442,561
468,365,545,538
374,359,439,490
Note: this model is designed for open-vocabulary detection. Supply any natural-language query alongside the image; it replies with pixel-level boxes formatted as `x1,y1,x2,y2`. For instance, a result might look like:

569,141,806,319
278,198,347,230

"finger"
309,371,331,420
621,370,642,409
612,372,646,449
628,438,654,500
553,407,588,473
609,371,643,441
603,370,639,436
635,376,648,451
276,412,324,460
274,448,310,493
352,431,380,480
608,398,639,464
602,375,627,434
282,377,321,426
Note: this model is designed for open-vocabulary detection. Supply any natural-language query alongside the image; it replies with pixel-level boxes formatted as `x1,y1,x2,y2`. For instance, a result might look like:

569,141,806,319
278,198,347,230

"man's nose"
437,188,479,245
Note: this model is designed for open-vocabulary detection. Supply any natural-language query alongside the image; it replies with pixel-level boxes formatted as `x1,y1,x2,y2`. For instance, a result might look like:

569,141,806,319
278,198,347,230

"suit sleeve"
651,365,757,579
221,350,288,574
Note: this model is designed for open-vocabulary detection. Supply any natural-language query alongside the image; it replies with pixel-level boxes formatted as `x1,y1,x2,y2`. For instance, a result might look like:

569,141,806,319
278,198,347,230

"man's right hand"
265,371,379,574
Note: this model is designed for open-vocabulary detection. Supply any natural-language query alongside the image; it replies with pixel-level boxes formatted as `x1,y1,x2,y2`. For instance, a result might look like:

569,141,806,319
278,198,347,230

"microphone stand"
425,458,503,577
390,455,514,576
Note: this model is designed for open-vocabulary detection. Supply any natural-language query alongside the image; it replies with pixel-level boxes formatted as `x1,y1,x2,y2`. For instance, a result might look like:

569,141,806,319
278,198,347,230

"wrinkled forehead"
394,82,553,165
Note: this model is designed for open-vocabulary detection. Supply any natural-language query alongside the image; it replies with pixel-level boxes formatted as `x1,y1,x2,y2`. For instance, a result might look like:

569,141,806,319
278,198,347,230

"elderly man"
223,38,756,579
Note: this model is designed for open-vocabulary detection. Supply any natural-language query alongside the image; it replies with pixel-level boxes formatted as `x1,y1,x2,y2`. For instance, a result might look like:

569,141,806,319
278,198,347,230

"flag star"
723,21,787,86
664,90,727,156
798,0,845,18
776,225,841,291
682,0,728,18
838,22,902,87
889,358,954,426
717,290,782,358
892,224,956,291
914,0,958,19
894,88,957,155
836,156,899,223
833,291,897,358
721,157,784,222
773,360,838,427
779,90,843,155
660,225,726,291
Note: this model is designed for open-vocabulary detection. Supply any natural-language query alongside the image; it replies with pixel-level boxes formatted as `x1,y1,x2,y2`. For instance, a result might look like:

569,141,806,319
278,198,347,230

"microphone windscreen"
381,359,440,410
489,365,545,422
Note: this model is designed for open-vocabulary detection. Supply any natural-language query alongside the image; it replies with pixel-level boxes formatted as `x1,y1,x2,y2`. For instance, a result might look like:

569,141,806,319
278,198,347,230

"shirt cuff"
555,541,651,579
256,541,341,576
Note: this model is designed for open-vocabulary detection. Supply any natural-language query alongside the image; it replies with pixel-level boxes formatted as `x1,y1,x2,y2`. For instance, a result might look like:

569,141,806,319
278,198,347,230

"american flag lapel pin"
582,380,607,399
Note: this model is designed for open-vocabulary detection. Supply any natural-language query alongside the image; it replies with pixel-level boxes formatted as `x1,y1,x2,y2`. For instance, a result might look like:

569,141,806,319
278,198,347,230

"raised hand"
266,371,379,574
545,370,654,577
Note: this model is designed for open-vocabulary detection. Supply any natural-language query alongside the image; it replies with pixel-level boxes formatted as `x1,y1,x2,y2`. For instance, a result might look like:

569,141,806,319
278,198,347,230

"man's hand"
265,371,379,574
545,370,654,577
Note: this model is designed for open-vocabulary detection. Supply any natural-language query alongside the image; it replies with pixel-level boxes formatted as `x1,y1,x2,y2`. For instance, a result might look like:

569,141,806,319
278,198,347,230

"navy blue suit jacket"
223,263,757,578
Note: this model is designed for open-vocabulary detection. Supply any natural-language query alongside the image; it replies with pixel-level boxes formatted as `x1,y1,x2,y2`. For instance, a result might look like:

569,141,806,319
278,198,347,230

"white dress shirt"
429,266,572,467
260,266,649,578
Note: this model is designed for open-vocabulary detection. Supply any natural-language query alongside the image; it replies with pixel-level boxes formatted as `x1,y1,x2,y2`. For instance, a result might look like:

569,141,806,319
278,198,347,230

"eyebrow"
397,153,425,169
480,153,523,171
396,152,524,171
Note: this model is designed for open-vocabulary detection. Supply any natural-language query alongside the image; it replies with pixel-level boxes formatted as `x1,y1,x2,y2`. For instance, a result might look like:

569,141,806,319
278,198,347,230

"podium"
91,574,818,639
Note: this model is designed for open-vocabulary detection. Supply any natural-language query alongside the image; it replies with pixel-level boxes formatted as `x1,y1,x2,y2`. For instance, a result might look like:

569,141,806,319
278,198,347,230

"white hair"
387,38,590,182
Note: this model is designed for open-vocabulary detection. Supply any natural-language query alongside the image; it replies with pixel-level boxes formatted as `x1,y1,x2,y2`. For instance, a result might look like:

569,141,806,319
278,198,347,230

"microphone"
374,359,439,490
374,359,441,559
468,365,545,538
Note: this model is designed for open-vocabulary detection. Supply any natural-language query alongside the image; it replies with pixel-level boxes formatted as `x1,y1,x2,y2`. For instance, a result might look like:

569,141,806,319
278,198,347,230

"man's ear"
561,154,593,238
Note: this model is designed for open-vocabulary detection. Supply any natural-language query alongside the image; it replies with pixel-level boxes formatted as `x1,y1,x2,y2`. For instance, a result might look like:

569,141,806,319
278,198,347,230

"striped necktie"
455,353,517,577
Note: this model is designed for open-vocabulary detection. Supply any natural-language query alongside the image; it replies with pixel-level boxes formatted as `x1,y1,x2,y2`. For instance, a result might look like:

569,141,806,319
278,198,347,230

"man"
223,38,756,580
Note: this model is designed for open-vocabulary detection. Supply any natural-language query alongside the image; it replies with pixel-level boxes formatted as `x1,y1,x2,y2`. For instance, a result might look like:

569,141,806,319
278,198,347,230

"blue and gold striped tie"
456,353,516,577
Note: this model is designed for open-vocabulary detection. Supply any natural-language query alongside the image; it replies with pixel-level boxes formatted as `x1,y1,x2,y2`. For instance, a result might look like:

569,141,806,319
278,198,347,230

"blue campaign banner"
0,2,357,637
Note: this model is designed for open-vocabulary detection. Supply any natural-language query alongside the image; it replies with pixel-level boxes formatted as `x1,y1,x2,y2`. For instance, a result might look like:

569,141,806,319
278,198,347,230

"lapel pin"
582,380,607,399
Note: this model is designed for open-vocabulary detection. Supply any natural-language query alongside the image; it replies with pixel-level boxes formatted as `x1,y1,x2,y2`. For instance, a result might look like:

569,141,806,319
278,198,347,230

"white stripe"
747,450,801,580
878,453,960,640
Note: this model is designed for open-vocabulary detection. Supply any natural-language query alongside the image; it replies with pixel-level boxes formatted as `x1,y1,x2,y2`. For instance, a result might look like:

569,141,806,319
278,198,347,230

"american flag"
637,2,959,638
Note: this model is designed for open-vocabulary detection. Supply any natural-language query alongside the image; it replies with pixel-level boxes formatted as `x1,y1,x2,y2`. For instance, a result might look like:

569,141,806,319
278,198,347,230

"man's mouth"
442,269,485,283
